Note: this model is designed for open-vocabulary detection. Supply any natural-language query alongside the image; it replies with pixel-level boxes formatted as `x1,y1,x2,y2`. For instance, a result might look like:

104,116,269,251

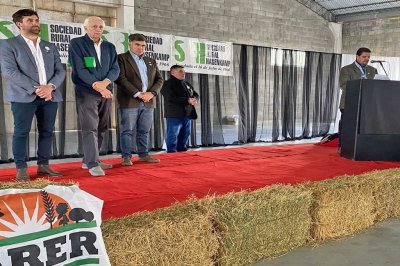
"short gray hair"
83,16,105,28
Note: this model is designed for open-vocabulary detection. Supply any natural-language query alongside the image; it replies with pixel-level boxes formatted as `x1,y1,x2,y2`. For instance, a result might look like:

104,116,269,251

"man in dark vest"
161,65,199,153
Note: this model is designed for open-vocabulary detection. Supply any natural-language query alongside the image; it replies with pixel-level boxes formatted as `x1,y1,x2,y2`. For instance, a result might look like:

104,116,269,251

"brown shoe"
138,155,160,163
82,162,113,170
98,162,113,169
121,157,133,166
16,168,30,182
37,165,63,177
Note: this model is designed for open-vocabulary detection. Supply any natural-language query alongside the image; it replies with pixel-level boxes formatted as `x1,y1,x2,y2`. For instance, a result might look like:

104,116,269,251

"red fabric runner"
1,144,399,220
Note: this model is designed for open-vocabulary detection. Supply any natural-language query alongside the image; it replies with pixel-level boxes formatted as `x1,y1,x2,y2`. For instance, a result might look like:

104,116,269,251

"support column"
117,0,135,31
329,22,342,54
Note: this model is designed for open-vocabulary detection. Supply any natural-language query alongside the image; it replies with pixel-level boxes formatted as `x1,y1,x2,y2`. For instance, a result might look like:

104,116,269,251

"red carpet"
1,144,399,220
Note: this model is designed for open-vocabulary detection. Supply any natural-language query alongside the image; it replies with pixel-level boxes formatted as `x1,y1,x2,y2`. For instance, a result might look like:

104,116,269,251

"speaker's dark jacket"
339,62,377,109
161,76,199,119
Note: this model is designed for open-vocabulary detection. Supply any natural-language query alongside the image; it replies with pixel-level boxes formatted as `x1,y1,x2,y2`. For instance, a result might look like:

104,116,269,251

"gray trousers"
75,90,112,169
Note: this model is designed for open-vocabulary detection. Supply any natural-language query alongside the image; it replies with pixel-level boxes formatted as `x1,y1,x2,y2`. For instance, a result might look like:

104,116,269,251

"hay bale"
301,174,376,242
102,199,219,266
365,168,400,221
0,179,75,190
200,185,312,266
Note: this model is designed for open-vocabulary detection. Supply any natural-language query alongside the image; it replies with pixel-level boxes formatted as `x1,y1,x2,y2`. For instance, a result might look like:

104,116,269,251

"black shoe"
37,165,63,177
16,168,30,182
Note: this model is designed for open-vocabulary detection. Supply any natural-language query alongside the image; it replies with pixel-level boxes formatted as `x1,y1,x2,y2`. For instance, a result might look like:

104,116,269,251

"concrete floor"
254,219,400,266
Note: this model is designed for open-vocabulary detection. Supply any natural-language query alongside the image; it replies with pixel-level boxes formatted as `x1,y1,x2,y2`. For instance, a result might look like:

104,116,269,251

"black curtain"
0,44,341,163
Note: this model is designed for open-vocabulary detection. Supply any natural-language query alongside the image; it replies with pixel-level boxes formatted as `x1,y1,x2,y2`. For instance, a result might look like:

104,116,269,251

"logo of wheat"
0,191,69,239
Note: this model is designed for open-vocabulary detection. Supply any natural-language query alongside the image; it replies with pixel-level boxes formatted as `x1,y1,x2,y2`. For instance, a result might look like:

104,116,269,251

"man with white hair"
68,16,120,176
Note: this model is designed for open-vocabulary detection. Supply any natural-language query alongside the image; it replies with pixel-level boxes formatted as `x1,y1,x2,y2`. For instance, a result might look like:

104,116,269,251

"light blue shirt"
354,61,367,79
130,51,148,97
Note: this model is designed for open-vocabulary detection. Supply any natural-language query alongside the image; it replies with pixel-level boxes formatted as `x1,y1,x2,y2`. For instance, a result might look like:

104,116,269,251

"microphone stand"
378,61,388,76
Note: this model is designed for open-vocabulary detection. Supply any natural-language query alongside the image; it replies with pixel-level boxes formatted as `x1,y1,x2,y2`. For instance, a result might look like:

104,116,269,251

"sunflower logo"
0,191,68,239
0,186,108,265
0,190,94,240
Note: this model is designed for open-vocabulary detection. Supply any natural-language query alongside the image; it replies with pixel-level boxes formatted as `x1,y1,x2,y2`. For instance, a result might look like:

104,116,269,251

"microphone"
371,60,389,76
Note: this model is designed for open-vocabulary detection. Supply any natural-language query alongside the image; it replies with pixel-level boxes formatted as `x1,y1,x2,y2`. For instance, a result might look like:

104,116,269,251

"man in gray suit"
338,47,378,149
339,47,378,111
0,9,65,181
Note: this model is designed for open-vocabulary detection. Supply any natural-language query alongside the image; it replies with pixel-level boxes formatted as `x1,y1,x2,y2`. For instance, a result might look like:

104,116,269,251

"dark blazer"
161,76,199,119
68,34,120,96
339,62,377,109
0,35,65,103
115,52,163,108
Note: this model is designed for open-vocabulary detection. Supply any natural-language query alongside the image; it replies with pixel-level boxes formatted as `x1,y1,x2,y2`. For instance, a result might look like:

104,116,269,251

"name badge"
84,57,96,68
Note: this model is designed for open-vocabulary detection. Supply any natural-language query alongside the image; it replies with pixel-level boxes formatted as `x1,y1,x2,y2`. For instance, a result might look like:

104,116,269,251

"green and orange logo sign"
0,186,110,265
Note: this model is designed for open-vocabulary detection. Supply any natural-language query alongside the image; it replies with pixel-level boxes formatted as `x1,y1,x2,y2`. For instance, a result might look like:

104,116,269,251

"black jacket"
161,76,199,119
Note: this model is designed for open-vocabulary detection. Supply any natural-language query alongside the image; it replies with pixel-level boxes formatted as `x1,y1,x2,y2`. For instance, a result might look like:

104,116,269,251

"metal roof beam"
337,7,400,22
328,0,400,12
295,0,337,22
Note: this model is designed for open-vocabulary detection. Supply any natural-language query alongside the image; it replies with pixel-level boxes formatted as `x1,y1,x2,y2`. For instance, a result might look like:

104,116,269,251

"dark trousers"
166,117,192,153
11,98,58,169
75,90,112,169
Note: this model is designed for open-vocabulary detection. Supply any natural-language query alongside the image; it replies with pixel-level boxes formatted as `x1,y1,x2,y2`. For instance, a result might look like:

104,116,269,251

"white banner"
0,17,232,76
47,22,84,63
102,28,129,55
172,36,233,76
0,185,110,265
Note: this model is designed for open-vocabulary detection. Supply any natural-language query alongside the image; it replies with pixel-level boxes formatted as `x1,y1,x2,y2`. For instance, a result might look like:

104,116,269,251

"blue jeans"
11,99,58,169
119,103,154,158
166,117,192,153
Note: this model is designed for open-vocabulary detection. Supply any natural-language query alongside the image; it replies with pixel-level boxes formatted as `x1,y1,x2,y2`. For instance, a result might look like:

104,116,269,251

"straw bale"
0,179,75,190
363,168,400,221
200,185,313,266
301,174,376,242
102,199,219,266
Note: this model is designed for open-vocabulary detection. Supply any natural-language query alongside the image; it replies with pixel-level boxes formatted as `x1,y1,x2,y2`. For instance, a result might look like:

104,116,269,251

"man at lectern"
338,47,378,150
339,47,378,111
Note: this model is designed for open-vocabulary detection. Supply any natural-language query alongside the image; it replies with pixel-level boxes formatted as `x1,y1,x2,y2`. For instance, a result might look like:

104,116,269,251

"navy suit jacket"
0,35,65,103
68,34,120,96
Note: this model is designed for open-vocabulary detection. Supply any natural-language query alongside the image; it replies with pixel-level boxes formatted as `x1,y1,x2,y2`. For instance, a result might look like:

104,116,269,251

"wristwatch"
150,91,157,96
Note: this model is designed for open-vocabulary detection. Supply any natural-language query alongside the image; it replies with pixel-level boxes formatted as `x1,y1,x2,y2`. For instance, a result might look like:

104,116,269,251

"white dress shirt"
93,39,102,65
21,35,47,85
